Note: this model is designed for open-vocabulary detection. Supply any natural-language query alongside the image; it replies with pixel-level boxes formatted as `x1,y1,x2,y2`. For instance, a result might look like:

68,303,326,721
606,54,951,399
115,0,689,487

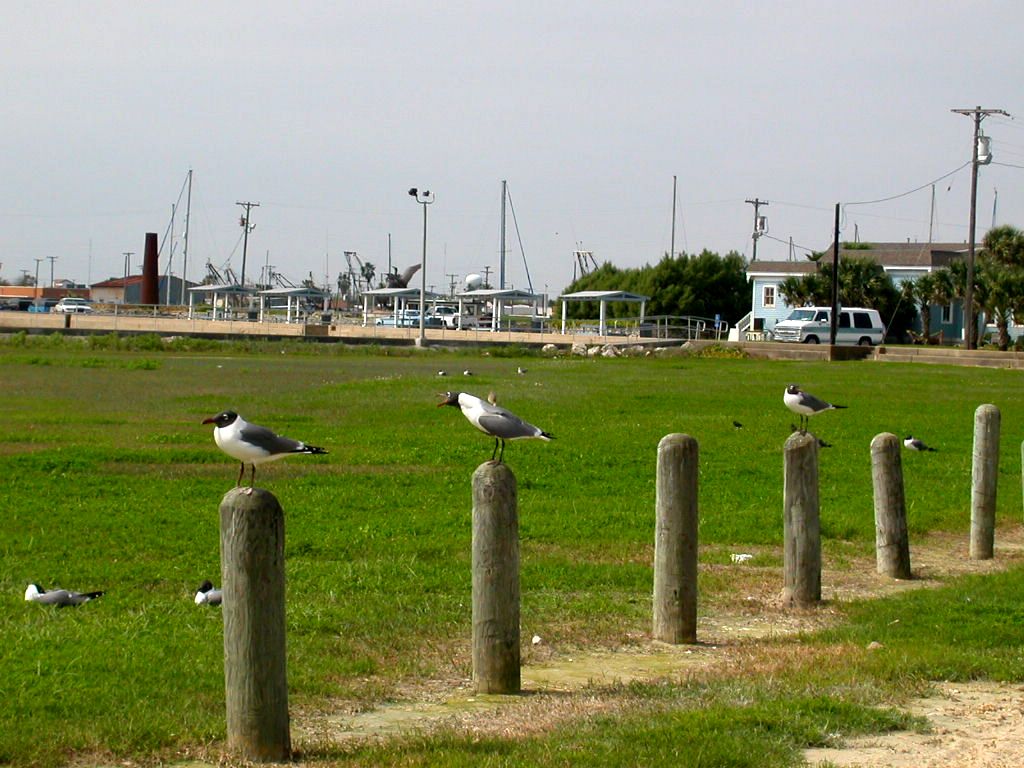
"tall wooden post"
871,433,912,579
219,488,290,761
653,434,698,643
783,432,821,605
472,462,520,694
971,404,1000,560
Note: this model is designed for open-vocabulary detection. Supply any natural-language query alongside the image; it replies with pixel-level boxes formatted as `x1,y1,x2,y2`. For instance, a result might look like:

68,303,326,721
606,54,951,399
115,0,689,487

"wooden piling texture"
471,462,520,694
783,432,821,605
653,434,699,644
219,488,290,761
871,433,912,579
971,404,1000,560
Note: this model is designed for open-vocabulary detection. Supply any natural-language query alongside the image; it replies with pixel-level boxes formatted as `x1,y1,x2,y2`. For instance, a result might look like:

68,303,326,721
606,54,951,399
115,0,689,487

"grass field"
2,333,1024,766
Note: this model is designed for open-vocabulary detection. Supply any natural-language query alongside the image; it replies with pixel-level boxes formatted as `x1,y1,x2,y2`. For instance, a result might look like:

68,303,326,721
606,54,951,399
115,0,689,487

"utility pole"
123,251,134,282
670,175,677,258
33,258,43,298
47,256,57,287
952,106,1009,349
236,201,260,288
446,272,459,297
745,198,768,261
482,265,492,287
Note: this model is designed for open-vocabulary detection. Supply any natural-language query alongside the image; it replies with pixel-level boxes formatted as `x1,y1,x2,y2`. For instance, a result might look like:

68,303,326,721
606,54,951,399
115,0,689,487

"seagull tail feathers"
299,444,328,455
81,591,104,601
540,430,555,441
831,404,848,410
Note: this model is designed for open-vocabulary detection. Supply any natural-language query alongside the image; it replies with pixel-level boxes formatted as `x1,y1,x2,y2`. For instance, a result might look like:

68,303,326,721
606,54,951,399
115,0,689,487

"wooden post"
871,433,912,579
472,462,520,694
219,488,290,761
971,404,1000,560
653,434,698,643
783,432,821,605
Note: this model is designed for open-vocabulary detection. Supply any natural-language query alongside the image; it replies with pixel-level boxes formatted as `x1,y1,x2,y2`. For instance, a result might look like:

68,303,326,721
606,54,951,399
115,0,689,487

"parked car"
772,307,884,346
52,297,93,314
375,310,443,328
28,300,57,313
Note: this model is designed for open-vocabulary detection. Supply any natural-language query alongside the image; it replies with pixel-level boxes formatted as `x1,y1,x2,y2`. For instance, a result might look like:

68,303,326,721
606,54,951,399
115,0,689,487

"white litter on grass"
730,553,754,563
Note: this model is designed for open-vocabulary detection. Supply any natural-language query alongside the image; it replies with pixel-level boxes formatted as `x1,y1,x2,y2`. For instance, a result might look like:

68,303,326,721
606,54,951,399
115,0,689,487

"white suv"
52,297,93,314
773,307,884,346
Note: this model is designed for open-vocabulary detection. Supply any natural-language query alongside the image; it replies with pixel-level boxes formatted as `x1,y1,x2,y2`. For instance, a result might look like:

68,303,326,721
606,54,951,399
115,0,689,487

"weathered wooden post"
971,404,1000,560
472,462,520,694
783,432,821,605
871,433,912,579
653,434,698,643
219,488,290,761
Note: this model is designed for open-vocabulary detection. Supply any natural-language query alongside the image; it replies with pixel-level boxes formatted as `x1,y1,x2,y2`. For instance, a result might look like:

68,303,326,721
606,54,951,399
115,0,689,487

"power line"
844,161,971,208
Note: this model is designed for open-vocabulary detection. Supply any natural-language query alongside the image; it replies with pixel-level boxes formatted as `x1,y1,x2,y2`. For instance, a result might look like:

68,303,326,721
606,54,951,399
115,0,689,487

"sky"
2,2,1023,297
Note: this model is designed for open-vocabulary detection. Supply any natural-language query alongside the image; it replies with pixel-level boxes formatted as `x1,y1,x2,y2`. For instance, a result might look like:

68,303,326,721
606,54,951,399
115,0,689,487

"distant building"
743,242,968,341
90,275,196,305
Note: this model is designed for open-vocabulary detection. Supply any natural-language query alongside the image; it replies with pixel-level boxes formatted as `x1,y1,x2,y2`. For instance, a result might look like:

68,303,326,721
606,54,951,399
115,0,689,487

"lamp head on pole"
408,188,434,204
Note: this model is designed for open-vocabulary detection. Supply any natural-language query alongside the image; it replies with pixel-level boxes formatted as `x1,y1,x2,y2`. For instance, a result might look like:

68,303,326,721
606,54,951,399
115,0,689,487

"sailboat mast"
500,179,507,289
181,168,192,303
670,175,677,259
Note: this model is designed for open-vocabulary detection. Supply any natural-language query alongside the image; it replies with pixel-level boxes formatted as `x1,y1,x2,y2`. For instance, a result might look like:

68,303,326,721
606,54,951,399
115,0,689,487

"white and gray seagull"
194,580,223,606
784,384,847,434
202,410,328,489
25,583,103,607
904,435,937,452
438,391,553,463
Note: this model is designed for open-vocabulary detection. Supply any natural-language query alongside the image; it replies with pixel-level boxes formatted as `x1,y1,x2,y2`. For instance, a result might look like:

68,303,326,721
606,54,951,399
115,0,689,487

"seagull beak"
202,417,216,424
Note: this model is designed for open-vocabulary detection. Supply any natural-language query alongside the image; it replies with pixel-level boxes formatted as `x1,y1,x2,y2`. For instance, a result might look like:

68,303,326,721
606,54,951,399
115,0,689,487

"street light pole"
33,258,43,299
408,188,435,347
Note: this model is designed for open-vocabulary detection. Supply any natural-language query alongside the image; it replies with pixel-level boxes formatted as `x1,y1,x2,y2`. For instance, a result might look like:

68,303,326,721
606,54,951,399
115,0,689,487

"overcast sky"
2,2,1022,296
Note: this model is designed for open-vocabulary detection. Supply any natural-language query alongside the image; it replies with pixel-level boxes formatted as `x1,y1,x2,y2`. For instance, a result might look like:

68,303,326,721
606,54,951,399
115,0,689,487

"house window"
763,285,776,308
941,303,953,324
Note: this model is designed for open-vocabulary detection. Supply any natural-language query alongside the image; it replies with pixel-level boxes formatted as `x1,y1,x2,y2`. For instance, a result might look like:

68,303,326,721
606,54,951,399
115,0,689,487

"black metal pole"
830,203,840,345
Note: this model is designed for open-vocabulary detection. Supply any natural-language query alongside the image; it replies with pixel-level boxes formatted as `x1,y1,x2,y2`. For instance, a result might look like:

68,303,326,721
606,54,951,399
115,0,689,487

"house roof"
750,242,967,276
91,275,145,289
456,288,543,301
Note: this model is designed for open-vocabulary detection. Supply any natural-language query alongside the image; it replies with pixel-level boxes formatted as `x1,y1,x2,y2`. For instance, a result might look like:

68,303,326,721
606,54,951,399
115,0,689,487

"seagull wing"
477,404,543,440
238,422,305,455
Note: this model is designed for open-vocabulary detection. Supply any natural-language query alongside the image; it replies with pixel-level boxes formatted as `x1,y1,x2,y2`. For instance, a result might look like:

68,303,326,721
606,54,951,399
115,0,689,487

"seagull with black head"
202,410,327,490
438,391,553,463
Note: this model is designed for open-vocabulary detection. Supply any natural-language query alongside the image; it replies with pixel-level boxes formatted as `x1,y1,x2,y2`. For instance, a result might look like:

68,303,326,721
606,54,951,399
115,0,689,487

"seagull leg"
491,439,499,462
236,462,245,487
498,439,505,463
244,464,256,495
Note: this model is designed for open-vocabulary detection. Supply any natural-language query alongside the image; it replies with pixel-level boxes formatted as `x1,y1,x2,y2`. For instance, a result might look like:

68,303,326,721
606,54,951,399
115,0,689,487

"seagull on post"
202,410,327,489
438,391,553,463
25,583,103,607
194,580,223,606
784,384,846,434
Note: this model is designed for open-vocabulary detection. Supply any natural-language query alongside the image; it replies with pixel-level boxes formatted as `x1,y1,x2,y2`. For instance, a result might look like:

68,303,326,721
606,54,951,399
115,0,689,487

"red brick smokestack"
141,232,159,305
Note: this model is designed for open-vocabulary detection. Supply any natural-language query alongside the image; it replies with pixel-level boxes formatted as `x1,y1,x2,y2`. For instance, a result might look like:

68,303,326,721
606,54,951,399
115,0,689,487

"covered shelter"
454,287,545,331
187,284,258,320
258,286,331,323
558,290,649,336
361,287,443,326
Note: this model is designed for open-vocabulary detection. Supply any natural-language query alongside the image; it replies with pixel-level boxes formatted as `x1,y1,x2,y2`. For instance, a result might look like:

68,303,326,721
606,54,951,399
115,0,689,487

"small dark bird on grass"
438,391,553,463
202,410,328,490
732,420,743,429
904,435,937,452
25,583,103,607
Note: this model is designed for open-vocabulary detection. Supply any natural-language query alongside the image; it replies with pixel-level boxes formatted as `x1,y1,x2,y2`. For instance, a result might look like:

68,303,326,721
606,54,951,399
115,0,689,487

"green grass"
2,335,1024,766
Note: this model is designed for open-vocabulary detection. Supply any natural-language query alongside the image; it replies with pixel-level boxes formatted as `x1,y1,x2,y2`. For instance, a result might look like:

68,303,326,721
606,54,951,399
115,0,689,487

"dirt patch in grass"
292,525,1024,756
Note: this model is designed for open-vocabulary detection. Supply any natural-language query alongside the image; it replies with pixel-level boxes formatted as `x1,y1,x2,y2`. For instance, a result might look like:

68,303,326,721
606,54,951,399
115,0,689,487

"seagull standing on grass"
438,391,553,463
194,580,223,606
25,583,103,607
904,435,937,452
202,410,328,490
784,384,846,434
